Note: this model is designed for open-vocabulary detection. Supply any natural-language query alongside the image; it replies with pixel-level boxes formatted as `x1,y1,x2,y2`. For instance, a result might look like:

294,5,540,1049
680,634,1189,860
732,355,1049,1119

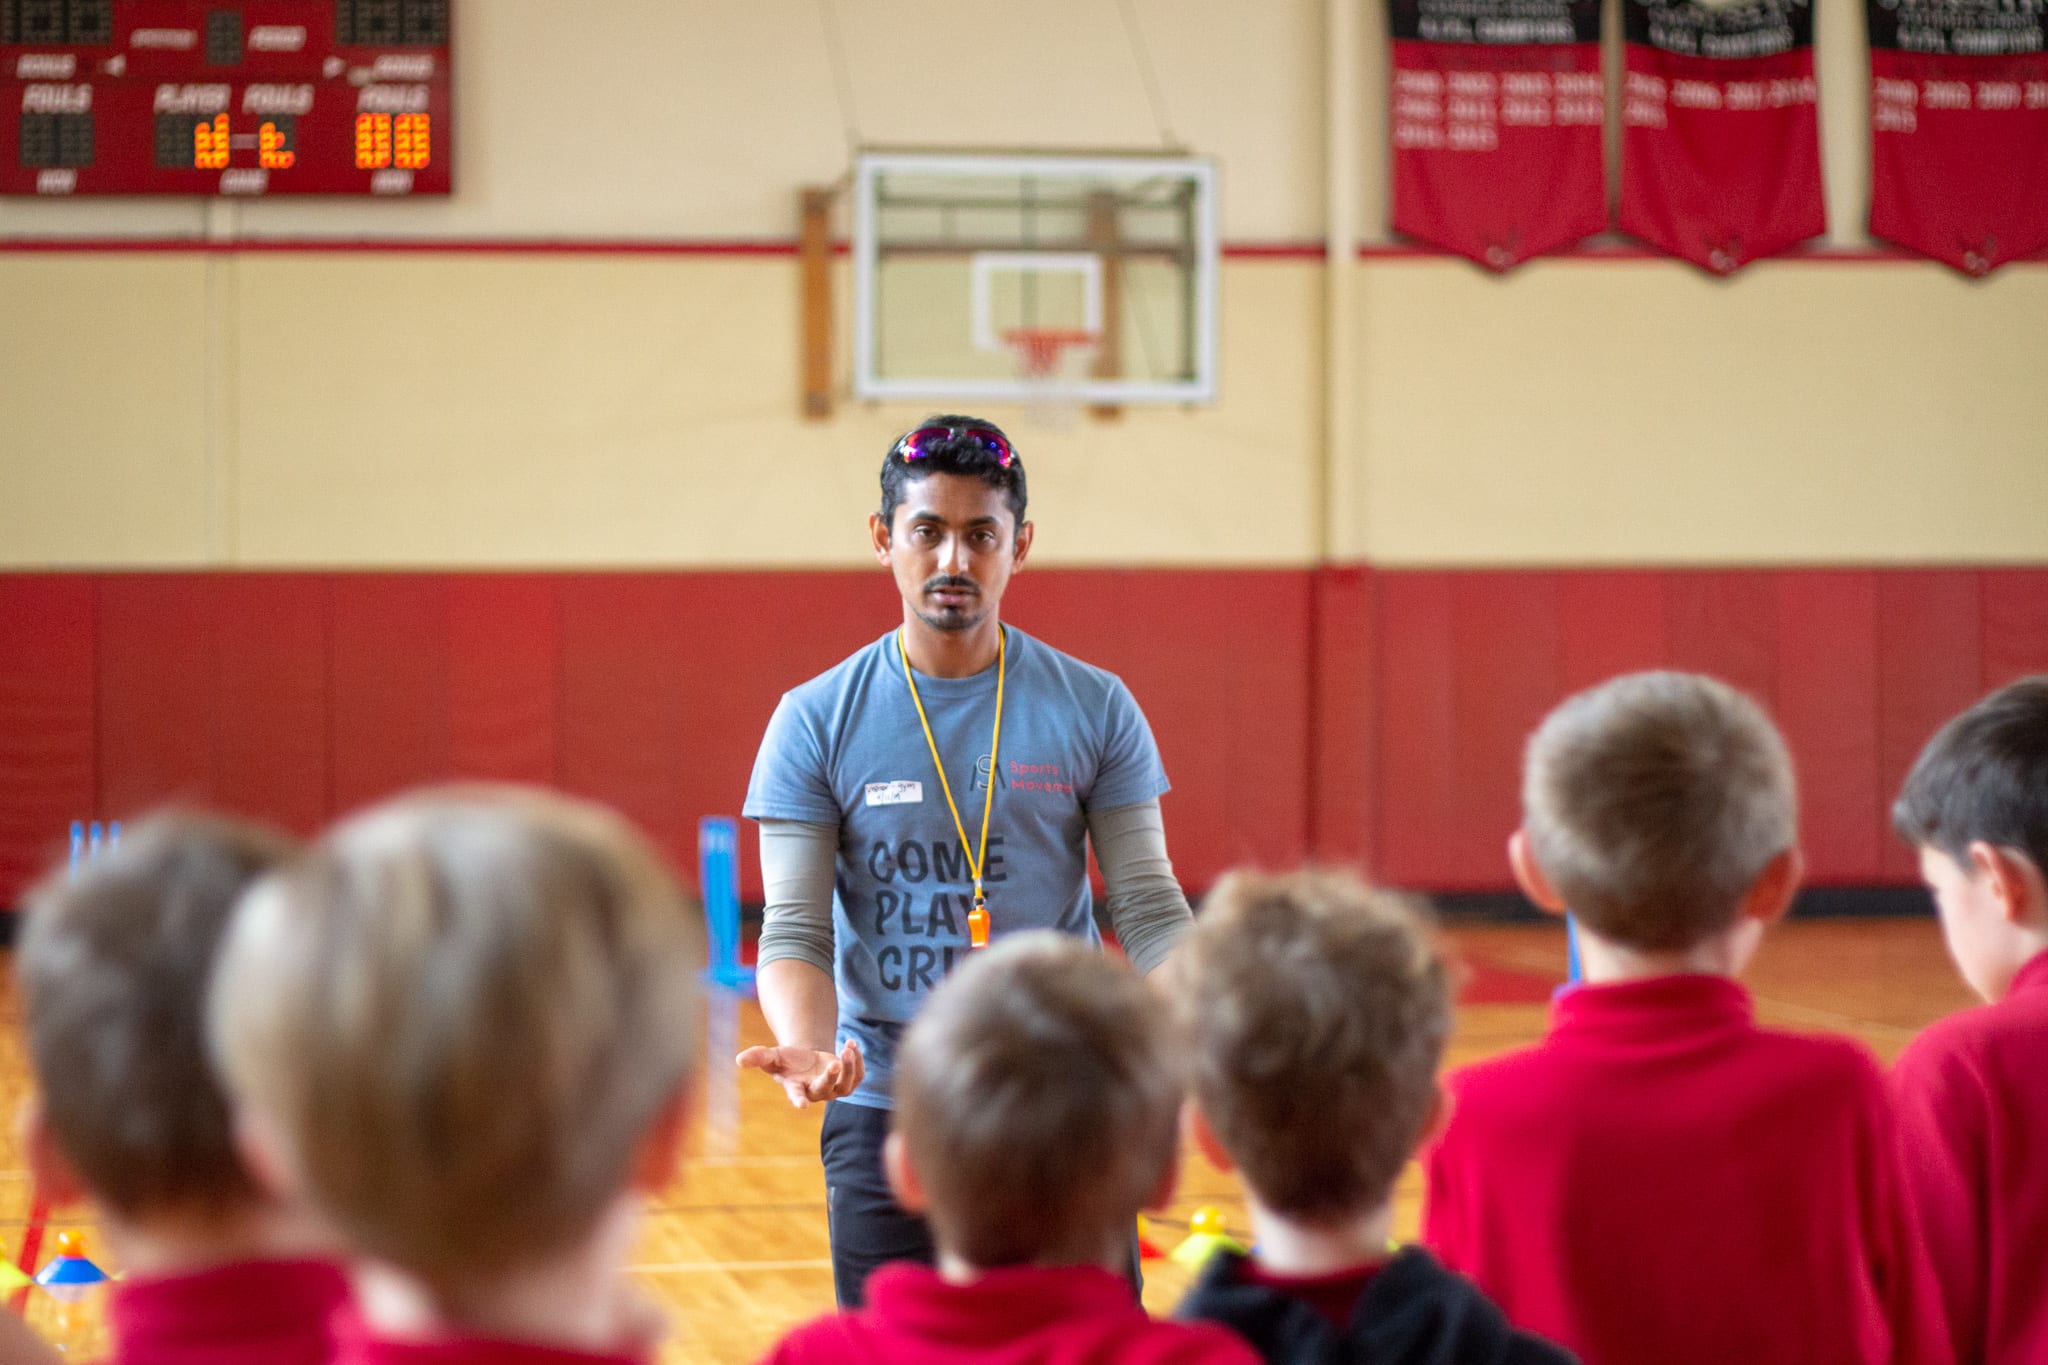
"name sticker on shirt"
864,780,924,807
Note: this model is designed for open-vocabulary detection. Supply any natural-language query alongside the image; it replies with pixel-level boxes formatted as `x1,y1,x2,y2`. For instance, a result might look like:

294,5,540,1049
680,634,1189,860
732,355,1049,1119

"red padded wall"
1309,566,1376,868
446,575,560,787
211,576,332,835
4,565,2045,908
1557,572,1667,689
0,579,95,908
1375,573,1459,886
96,575,219,817
1876,572,1983,881
1982,570,2048,689
1776,572,1883,883
1011,570,1315,886
330,575,451,816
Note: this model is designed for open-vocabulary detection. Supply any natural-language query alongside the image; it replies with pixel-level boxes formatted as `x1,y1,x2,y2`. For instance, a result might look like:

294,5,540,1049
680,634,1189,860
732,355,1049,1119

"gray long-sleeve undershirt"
756,798,1192,978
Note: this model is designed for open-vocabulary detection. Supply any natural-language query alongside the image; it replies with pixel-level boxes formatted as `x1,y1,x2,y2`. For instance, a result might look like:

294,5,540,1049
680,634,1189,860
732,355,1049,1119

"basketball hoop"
1003,327,1099,430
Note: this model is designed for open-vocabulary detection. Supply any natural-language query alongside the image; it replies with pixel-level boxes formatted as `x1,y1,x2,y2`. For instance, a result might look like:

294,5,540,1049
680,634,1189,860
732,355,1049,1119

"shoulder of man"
779,631,898,710
1006,626,1136,707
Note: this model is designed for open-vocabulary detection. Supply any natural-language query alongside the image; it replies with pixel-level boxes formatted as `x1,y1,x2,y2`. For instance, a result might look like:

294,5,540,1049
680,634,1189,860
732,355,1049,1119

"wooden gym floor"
0,918,1977,1362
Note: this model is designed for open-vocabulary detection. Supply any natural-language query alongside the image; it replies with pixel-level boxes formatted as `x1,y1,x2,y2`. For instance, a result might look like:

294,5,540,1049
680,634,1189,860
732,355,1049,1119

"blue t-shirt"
744,625,1170,1108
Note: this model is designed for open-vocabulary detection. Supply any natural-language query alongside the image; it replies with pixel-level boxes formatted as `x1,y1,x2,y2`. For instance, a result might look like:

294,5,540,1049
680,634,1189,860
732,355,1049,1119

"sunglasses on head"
891,424,1017,468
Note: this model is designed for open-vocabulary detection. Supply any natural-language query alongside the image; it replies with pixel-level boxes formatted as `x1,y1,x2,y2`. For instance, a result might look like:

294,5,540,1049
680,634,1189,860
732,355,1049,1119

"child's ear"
1182,1100,1235,1176
629,1086,692,1195
1144,1135,1183,1214
20,1098,88,1211
1417,1082,1453,1150
882,1130,928,1215
1970,841,2048,928
1507,830,1568,917
232,1107,301,1204
1742,847,1804,926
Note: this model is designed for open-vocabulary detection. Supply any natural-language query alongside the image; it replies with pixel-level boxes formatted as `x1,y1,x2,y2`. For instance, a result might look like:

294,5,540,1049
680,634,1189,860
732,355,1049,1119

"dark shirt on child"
1177,1246,1576,1365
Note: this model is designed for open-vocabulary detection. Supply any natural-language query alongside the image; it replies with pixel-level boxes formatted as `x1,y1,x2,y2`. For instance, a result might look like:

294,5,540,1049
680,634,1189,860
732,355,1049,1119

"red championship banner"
1389,0,1605,270
1869,0,2048,274
1620,0,1825,272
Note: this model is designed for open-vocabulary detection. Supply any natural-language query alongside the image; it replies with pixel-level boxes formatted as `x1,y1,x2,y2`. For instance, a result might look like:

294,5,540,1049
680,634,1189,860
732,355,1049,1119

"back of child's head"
209,784,703,1300
1523,670,1796,952
1894,675,2048,875
1178,868,1450,1223
892,931,1178,1267
18,811,299,1221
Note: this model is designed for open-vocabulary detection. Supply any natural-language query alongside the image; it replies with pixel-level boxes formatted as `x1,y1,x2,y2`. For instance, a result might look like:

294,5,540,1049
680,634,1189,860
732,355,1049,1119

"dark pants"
820,1100,936,1308
819,1099,1145,1310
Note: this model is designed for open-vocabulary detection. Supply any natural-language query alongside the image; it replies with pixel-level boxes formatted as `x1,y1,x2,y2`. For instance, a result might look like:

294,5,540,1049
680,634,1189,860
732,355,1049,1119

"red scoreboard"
2,0,449,196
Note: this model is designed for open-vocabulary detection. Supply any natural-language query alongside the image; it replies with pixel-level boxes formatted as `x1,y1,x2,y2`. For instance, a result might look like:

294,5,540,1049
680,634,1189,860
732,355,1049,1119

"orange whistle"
968,901,989,948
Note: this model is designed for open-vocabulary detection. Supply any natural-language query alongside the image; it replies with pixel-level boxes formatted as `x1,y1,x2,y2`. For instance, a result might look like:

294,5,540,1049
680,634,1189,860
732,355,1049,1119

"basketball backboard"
852,151,1218,405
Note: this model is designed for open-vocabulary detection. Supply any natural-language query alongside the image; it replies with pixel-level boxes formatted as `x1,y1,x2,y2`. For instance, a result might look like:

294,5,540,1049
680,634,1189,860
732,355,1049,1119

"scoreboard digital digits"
3,0,450,196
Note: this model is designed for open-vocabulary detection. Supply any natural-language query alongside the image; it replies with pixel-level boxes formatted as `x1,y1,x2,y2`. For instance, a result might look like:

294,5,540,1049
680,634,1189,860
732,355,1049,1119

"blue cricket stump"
68,821,121,878
698,816,756,992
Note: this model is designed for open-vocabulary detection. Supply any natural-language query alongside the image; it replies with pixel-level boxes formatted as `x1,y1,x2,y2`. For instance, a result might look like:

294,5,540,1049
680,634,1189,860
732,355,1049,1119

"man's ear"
869,511,893,565
629,1086,692,1195
882,1129,927,1215
21,1098,88,1211
1969,841,2048,928
1741,847,1804,926
1182,1100,1236,1175
1508,830,1568,917
1012,519,1034,569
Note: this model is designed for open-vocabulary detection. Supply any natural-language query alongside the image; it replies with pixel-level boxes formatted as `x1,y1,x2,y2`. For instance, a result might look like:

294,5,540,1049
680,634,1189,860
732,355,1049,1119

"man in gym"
738,416,1194,1307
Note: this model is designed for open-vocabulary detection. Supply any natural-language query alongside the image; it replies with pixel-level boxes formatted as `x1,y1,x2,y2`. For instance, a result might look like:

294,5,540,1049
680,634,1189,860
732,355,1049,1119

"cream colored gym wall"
0,257,213,566
0,0,1325,243
1348,258,2048,565
229,254,1321,567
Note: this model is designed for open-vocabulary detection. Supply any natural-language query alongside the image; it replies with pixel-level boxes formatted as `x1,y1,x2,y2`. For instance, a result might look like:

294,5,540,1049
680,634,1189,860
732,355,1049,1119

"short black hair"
878,415,1028,532
1894,675,2048,875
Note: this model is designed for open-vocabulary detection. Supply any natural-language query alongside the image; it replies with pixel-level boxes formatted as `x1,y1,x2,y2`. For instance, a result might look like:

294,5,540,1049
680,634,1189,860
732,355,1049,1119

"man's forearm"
758,958,842,1055
1088,798,1194,977
756,818,841,1052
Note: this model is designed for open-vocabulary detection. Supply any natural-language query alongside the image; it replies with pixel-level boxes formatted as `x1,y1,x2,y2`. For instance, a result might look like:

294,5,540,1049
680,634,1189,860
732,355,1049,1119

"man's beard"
916,575,985,632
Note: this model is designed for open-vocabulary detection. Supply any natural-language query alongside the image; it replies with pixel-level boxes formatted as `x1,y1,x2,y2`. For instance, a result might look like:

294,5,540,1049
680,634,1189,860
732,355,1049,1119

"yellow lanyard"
898,627,1005,949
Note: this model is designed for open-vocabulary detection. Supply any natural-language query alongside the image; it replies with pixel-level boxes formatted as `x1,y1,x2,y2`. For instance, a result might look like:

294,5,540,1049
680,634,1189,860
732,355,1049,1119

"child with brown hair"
760,931,1256,1364
1173,868,1573,1364
1891,675,2048,1365
208,785,703,1365
1424,671,1946,1365
18,812,344,1365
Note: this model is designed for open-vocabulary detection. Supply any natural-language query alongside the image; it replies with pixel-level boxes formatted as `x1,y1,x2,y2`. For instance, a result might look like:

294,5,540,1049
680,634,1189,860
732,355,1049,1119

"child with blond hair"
209,786,703,1364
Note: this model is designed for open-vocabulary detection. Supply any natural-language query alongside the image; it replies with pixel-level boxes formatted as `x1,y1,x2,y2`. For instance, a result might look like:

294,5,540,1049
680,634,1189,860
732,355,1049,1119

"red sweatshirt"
1892,950,2048,1365
326,1309,650,1365
1423,974,1947,1365
758,1263,1260,1365
106,1258,347,1365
